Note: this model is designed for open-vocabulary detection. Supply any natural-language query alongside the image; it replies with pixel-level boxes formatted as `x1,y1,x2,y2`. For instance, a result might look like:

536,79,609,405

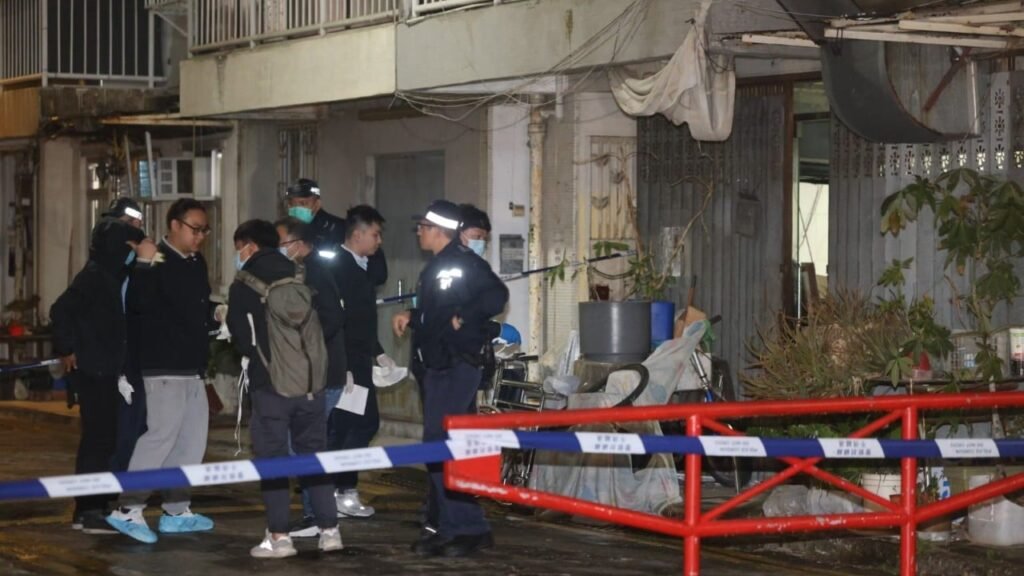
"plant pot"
968,473,1024,546
860,472,901,512
578,301,651,363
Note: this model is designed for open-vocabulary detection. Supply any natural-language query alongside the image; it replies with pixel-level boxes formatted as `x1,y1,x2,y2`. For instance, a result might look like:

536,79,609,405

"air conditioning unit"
150,153,221,199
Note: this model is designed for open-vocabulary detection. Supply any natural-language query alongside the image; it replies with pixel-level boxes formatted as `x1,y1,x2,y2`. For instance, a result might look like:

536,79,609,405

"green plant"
874,258,953,384
549,148,717,302
744,291,914,399
881,168,1024,384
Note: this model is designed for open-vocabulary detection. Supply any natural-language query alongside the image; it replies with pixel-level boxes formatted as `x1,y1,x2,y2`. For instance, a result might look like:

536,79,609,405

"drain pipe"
528,95,547,374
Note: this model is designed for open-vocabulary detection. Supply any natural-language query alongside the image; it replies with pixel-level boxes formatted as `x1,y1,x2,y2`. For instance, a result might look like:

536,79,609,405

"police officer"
284,178,387,286
392,200,508,558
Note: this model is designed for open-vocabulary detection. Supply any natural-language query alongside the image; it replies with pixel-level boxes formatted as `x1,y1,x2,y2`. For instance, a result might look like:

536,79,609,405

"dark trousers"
330,366,380,492
423,362,490,538
250,386,335,534
73,371,119,514
110,374,146,472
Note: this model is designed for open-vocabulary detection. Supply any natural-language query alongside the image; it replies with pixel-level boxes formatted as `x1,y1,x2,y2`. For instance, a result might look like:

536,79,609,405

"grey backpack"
235,267,327,398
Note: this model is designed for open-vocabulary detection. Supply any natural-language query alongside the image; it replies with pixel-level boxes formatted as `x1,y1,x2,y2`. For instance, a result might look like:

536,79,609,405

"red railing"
445,391,1024,575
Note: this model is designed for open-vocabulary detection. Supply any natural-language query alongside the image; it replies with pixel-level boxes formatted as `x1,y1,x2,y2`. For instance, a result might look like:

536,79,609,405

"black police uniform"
410,238,508,541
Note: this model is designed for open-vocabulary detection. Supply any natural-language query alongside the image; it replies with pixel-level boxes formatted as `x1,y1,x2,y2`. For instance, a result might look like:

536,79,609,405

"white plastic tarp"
608,2,735,141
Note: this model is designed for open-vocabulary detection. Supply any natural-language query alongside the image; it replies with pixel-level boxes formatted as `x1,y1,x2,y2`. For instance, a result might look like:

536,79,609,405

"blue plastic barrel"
650,300,676,349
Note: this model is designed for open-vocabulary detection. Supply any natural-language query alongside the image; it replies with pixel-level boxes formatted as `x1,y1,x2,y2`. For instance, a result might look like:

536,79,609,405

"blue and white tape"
2,431,1023,502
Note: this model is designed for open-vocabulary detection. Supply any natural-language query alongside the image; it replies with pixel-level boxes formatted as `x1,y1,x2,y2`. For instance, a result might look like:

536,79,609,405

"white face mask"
467,238,487,257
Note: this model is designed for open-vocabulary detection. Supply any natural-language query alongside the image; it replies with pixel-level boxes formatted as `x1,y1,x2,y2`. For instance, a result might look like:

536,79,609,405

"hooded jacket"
51,219,145,377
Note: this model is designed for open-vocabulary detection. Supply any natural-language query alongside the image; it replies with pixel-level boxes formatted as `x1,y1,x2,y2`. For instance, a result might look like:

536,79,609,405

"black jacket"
51,219,144,378
333,247,384,384
311,208,388,287
128,239,216,378
411,240,509,370
226,249,297,391
304,256,347,389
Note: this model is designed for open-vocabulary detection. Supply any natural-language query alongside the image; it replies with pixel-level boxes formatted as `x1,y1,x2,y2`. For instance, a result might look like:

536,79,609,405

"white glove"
345,371,355,388
117,376,134,405
241,356,250,373
376,354,396,369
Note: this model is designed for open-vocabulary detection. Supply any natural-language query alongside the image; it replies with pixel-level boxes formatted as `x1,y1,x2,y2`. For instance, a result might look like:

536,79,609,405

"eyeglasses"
415,223,436,231
177,219,211,235
279,239,301,247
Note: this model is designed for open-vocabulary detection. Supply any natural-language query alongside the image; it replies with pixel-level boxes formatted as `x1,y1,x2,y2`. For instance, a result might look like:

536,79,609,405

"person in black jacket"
393,200,509,558
226,220,342,559
329,205,388,518
274,217,348,538
51,218,145,533
107,199,216,544
284,178,388,287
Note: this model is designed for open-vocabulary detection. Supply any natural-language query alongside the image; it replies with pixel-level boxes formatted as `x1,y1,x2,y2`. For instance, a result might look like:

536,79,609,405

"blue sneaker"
158,509,214,533
106,508,158,544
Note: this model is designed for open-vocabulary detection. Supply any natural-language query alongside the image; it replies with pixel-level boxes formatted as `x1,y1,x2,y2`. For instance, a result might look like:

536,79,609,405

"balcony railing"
0,0,164,86
189,0,399,53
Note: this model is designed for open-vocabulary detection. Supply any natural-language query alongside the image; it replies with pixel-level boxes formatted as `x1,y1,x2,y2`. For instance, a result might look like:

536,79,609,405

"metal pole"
683,414,702,576
39,0,46,84
527,95,545,371
900,406,918,576
147,9,155,87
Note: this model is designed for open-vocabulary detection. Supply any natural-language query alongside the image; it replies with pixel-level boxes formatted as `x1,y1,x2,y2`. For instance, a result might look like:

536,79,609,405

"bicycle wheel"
666,360,752,491
478,404,533,492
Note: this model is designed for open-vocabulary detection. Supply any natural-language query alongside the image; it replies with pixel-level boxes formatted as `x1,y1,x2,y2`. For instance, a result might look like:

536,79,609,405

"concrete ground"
0,401,1021,575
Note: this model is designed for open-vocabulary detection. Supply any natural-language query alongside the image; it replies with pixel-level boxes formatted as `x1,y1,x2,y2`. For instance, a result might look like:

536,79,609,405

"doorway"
373,151,445,424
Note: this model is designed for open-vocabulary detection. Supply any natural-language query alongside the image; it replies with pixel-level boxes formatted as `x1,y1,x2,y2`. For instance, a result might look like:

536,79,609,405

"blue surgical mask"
468,239,487,257
234,252,246,271
125,251,136,266
279,246,292,260
288,206,314,224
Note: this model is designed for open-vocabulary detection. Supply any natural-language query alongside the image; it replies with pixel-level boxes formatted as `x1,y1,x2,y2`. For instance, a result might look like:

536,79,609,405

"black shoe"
80,511,118,535
441,532,494,558
411,533,446,557
287,516,320,538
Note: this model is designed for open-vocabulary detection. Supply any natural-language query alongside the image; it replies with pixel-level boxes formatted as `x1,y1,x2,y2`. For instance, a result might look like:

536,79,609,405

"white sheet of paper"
337,384,368,416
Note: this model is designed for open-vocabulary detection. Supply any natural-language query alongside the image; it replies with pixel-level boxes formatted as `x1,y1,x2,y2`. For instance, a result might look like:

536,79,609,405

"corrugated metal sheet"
636,85,787,386
830,69,1024,329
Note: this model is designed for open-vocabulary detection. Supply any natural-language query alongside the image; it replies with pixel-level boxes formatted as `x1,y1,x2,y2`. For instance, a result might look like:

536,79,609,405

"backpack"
235,267,327,398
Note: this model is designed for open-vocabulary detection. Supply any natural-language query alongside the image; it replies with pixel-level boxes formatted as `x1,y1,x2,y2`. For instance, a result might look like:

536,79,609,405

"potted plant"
546,147,716,361
881,168,1024,434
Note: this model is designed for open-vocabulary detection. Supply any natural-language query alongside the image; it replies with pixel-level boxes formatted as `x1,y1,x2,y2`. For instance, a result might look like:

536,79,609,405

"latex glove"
376,354,396,369
346,371,355,389
117,376,134,405
214,304,229,323
241,356,250,373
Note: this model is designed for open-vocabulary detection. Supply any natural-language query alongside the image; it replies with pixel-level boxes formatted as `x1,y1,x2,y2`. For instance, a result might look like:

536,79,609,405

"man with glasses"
107,199,217,544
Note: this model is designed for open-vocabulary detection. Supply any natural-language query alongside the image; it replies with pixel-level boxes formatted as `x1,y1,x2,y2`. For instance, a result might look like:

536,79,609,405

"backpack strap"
294,263,306,283
235,271,270,299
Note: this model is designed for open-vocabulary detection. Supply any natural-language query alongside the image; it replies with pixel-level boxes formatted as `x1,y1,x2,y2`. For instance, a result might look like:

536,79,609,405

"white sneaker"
287,516,320,538
318,527,343,552
336,489,375,518
250,531,297,559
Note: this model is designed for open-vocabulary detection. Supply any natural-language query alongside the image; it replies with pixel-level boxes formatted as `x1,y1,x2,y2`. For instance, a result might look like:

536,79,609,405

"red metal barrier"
445,391,1024,575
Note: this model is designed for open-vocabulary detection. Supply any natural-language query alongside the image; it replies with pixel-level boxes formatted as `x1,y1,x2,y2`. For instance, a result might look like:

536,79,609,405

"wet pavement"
0,408,862,575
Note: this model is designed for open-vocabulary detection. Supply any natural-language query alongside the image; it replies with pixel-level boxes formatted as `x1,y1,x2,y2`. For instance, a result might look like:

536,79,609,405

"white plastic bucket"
968,474,1024,547
861,473,902,512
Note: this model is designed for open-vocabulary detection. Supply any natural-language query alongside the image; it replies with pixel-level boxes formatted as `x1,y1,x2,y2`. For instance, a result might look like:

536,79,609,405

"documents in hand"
337,383,369,415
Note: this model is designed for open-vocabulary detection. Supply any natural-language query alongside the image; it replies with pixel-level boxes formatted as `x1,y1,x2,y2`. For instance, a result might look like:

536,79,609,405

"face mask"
234,248,250,271
288,206,314,224
279,246,293,260
125,251,136,266
467,239,487,257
